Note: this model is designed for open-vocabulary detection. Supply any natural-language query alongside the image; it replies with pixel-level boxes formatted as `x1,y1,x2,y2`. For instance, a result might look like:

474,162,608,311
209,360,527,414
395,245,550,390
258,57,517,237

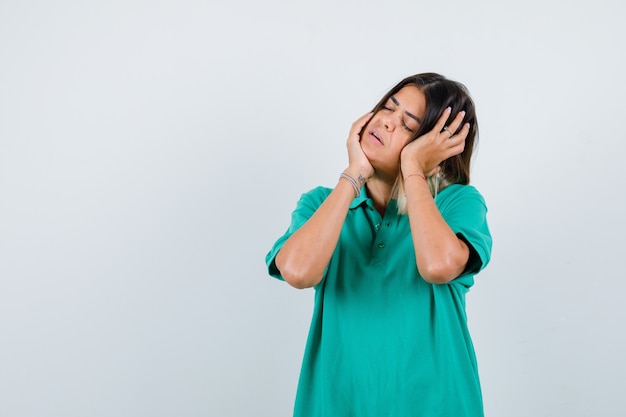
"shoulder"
439,184,493,275
439,183,484,199
286,186,333,221
302,185,333,199
436,184,490,227
296,186,333,208
437,184,487,209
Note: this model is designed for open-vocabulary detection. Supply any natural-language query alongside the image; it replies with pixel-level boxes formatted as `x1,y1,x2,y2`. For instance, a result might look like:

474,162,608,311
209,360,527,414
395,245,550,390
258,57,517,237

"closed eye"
402,120,415,133
383,99,416,132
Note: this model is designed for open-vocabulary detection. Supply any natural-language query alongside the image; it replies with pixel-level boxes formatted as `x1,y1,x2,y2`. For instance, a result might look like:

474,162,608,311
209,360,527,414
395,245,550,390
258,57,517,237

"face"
360,85,426,175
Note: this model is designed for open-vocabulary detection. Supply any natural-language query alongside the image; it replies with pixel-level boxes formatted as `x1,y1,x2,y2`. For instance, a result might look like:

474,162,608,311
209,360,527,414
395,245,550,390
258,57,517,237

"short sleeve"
265,186,332,280
437,184,492,278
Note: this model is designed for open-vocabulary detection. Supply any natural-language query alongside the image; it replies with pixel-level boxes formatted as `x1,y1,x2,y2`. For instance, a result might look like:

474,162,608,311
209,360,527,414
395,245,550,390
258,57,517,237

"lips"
369,130,383,145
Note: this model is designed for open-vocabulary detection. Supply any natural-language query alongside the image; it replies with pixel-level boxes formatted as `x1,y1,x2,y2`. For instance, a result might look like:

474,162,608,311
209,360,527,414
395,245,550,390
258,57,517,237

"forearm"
404,175,469,284
275,173,359,289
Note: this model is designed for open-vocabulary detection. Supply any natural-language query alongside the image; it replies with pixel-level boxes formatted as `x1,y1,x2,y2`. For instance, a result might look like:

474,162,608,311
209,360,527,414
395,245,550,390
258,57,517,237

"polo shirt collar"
349,185,399,214
349,185,372,210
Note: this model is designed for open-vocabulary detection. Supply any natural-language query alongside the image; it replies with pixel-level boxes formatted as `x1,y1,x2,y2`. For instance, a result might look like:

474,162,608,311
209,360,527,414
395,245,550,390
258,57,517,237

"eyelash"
381,105,414,133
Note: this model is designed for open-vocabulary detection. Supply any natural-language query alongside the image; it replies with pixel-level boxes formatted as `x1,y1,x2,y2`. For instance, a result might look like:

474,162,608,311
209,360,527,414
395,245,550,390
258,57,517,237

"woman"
266,73,492,416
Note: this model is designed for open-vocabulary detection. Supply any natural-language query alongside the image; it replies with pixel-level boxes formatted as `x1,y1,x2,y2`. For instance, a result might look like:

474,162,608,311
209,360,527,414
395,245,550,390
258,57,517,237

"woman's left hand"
400,107,470,177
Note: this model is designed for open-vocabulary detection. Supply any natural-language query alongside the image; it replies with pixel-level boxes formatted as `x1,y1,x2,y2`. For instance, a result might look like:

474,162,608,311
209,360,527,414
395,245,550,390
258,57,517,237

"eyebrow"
390,96,422,124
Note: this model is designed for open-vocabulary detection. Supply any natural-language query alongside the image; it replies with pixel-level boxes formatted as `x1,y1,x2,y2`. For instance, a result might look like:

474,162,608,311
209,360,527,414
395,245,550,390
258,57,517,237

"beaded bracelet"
339,172,361,198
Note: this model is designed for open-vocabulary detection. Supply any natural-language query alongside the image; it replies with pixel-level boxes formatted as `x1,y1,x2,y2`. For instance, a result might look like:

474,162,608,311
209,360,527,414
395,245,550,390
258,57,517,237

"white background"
1,1,624,416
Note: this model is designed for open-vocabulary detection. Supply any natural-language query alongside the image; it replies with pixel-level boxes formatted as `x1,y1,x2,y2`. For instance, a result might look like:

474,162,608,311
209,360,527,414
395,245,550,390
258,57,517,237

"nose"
380,113,395,131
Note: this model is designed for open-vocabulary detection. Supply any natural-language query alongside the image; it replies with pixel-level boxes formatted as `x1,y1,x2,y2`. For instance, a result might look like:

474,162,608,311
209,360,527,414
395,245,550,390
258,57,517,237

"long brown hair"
368,73,479,212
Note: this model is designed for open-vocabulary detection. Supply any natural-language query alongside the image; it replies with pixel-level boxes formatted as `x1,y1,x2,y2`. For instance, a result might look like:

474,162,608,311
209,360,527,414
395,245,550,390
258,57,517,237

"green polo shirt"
266,184,492,417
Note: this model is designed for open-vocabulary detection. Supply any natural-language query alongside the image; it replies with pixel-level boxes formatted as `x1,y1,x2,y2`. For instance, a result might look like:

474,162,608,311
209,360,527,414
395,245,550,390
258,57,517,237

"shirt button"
375,223,381,231
377,242,385,249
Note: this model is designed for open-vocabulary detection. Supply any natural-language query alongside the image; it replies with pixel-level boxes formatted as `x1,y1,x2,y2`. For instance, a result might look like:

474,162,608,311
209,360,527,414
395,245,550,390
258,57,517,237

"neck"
365,173,397,215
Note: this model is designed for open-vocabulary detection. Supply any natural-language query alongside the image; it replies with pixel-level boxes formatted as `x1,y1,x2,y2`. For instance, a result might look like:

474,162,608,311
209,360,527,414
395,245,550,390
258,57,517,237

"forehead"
391,85,426,117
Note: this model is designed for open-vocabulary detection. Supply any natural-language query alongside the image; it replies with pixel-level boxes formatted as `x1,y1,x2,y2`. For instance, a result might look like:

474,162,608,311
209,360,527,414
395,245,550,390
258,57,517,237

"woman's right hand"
277,112,376,289
346,112,375,179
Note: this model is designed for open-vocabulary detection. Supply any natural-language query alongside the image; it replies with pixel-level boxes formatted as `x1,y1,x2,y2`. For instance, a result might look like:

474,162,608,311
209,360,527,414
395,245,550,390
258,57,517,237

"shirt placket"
370,209,394,263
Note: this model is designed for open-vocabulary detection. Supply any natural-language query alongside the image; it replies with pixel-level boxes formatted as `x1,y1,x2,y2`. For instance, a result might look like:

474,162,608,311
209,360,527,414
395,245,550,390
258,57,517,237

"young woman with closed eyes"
266,72,492,417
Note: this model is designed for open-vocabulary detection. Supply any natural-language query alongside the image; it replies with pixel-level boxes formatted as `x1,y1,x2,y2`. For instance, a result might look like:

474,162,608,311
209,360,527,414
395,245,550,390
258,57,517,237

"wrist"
403,172,426,182
344,166,368,186
400,161,425,178
339,171,364,198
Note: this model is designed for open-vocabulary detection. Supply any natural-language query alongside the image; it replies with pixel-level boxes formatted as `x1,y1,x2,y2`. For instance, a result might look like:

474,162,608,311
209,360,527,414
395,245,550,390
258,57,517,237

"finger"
350,112,374,139
438,137,466,161
456,122,471,141
447,140,466,158
444,122,470,146
433,107,452,134
445,127,468,155
353,112,374,129
445,111,467,136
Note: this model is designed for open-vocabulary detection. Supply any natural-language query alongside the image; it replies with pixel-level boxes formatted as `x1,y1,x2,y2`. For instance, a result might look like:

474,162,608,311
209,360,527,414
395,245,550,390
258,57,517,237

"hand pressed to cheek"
401,108,470,175
345,112,375,179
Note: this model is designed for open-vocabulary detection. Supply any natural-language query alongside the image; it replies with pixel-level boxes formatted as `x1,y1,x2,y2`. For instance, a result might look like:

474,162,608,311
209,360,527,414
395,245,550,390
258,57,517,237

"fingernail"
446,107,451,113
460,111,466,117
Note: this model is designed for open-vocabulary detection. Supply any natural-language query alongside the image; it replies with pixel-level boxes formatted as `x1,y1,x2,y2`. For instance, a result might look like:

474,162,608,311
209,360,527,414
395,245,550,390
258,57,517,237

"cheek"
396,135,414,151
360,139,376,159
